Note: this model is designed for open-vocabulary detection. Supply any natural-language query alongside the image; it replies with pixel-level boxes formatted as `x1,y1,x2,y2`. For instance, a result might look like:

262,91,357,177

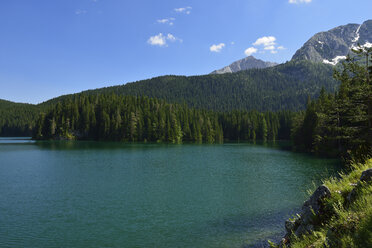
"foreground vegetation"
270,159,372,248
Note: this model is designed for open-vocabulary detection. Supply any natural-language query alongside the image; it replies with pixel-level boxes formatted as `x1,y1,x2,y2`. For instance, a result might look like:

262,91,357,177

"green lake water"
0,138,341,248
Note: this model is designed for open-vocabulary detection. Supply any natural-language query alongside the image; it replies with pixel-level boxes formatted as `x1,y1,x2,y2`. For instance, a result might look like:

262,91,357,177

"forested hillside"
44,60,338,112
0,100,40,136
34,94,294,142
0,60,337,137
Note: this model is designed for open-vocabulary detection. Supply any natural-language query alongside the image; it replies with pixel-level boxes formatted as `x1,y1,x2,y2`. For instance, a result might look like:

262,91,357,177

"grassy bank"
271,159,372,247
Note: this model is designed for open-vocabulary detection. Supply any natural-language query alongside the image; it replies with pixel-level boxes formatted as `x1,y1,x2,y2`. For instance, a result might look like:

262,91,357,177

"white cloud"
157,19,168,24
167,33,176,41
264,45,276,50
289,0,312,4
174,6,192,14
253,36,276,47
251,36,285,54
231,41,235,45
210,43,226,53
148,34,166,46
157,18,175,26
147,33,182,47
75,10,87,15
244,47,258,56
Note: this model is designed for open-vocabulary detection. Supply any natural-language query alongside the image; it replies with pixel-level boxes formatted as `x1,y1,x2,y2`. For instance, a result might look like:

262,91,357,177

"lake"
0,138,340,248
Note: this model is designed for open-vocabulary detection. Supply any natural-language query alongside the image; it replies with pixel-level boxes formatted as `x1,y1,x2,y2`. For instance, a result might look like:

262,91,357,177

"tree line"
33,94,294,143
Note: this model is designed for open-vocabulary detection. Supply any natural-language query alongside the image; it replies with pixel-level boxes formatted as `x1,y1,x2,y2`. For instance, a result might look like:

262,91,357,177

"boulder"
360,168,372,183
347,168,372,202
281,185,331,245
299,185,331,224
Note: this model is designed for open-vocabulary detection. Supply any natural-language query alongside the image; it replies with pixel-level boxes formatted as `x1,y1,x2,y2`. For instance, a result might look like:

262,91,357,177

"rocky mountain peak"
211,56,277,74
292,19,372,65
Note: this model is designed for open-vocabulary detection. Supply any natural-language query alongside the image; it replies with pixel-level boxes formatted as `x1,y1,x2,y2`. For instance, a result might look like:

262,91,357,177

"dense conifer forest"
0,100,39,136
292,47,372,161
33,94,294,142
53,60,337,112
0,60,337,138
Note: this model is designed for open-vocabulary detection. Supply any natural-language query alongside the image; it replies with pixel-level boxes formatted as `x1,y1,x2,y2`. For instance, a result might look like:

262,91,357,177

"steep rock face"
280,185,332,247
211,56,277,74
359,20,372,45
292,20,372,65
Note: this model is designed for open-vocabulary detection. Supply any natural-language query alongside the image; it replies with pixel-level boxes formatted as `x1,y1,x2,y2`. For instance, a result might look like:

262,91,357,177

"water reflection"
0,137,34,144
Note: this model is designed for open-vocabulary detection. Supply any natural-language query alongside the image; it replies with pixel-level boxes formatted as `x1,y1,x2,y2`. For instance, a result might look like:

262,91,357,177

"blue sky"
1,0,371,104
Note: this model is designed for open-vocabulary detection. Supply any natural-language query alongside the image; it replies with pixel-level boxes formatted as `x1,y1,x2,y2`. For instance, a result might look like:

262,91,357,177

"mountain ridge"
292,19,372,65
210,56,278,74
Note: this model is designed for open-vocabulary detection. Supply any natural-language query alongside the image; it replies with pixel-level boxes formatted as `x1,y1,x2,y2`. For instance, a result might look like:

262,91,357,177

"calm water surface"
0,138,340,248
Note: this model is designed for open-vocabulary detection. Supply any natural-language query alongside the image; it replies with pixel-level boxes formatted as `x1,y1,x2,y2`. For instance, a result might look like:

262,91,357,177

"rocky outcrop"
278,168,372,247
280,185,332,246
210,56,277,74
360,168,372,182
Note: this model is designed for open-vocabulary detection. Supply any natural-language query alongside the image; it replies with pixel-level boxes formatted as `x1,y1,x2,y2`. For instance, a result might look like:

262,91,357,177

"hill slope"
0,99,40,136
57,60,337,112
1,61,337,136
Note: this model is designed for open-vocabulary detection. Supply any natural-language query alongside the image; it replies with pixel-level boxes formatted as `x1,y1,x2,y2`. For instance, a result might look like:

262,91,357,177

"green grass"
271,159,372,248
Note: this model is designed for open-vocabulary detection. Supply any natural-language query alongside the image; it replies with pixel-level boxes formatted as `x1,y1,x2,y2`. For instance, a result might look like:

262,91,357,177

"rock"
347,168,372,203
360,168,372,183
210,56,277,74
292,20,372,65
283,185,331,240
300,185,331,222
278,185,333,246
285,219,297,233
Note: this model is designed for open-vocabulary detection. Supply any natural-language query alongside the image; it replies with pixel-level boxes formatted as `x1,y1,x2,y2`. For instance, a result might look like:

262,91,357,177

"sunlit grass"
271,159,372,248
